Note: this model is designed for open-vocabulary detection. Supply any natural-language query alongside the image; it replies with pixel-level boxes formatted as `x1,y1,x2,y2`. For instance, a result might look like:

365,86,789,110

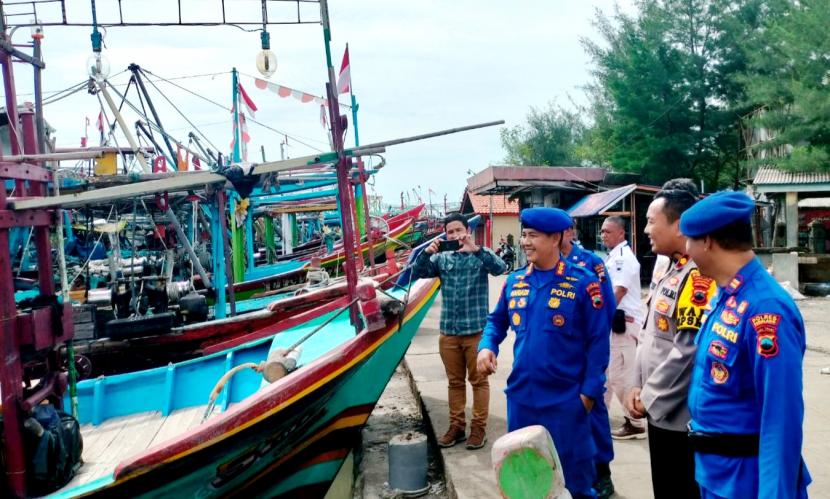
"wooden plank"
69,412,163,488
8,153,327,210
149,405,206,447
1,151,104,162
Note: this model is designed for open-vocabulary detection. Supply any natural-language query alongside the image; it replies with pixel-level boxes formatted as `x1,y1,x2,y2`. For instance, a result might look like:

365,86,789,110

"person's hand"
477,349,497,375
625,387,646,418
425,238,440,255
580,394,594,413
458,233,479,253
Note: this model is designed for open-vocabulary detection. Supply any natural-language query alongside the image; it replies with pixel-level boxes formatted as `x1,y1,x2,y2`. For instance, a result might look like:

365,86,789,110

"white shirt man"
600,216,646,438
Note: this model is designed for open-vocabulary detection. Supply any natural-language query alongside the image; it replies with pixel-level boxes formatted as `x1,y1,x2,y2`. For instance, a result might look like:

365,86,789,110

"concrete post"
786,191,799,248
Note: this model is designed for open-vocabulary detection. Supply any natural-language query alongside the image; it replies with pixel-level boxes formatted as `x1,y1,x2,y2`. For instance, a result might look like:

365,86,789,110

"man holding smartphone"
412,213,507,450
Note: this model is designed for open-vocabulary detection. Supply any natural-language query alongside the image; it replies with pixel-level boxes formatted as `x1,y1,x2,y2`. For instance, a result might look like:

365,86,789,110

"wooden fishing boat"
237,204,423,294
50,275,439,498
65,281,354,377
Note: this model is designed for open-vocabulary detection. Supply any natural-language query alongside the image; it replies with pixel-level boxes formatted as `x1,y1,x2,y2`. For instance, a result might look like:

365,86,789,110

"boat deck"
65,405,206,488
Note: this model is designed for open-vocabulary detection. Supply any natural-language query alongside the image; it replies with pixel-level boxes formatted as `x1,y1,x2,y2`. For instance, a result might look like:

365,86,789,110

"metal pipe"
2,151,104,162
320,0,360,328
32,36,46,155
129,64,179,166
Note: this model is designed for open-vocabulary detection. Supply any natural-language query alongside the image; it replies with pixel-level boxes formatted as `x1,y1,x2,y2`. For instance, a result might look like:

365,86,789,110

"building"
466,166,661,280
459,190,520,249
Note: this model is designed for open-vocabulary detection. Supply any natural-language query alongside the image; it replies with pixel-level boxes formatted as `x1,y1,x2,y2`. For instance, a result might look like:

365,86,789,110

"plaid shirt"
412,247,507,335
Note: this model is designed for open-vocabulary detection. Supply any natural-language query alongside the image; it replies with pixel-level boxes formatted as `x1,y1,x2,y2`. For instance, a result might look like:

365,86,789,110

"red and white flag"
97,111,105,145
320,103,329,128
237,83,258,118
337,45,351,95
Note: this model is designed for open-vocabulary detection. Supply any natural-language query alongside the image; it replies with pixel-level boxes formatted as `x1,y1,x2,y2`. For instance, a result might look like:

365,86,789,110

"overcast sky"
3,0,631,210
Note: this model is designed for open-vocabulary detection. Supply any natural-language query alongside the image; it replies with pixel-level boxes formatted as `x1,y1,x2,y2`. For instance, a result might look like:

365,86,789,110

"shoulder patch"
593,263,607,282
751,313,781,358
586,281,603,309
690,271,715,306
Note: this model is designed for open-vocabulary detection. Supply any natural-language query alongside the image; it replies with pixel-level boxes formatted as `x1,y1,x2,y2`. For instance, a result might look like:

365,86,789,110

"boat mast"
320,0,360,328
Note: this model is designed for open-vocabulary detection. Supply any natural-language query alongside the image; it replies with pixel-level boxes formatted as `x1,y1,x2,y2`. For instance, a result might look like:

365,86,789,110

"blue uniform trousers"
507,398,597,499
589,395,614,467
696,453,811,499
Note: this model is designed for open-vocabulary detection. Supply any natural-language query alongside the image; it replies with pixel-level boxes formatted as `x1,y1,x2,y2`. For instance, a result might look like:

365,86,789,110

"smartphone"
437,239,461,252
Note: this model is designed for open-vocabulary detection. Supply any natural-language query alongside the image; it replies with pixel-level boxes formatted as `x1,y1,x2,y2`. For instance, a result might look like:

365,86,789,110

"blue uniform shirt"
688,257,811,499
479,259,611,406
566,243,617,325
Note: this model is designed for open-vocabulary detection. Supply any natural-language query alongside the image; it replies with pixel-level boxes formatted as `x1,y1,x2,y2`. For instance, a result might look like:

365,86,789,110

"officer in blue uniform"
680,191,812,499
562,221,617,498
477,207,611,499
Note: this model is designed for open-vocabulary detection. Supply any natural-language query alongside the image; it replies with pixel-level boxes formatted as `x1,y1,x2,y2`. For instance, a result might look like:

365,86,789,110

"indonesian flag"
320,103,328,128
97,111,105,145
237,83,258,118
337,45,351,95
239,112,251,161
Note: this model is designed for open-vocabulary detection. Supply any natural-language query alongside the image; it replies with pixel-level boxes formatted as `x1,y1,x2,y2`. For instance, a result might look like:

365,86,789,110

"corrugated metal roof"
567,184,638,218
754,166,830,185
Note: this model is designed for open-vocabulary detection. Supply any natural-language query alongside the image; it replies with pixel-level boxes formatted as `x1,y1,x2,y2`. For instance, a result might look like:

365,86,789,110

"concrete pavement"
405,274,830,498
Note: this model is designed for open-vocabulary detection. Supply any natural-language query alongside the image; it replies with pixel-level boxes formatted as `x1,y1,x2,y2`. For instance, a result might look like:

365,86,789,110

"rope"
138,68,223,153
141,68,328,152
202,362,262,422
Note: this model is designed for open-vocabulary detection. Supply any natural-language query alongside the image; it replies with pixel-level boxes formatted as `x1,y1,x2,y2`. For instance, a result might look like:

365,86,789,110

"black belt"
687,430,759,457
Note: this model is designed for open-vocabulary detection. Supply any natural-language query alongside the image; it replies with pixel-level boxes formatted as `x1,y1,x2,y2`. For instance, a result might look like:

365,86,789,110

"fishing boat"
50,273,439,498
0,1,503,496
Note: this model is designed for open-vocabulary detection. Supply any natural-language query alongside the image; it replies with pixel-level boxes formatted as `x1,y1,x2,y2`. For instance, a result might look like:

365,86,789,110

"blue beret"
680,191,755,238
520,207,572,234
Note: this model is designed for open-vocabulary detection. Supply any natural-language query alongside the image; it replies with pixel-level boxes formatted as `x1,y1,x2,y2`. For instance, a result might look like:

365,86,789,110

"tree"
500,103,586,166
742,0,830,172
581,0,780,188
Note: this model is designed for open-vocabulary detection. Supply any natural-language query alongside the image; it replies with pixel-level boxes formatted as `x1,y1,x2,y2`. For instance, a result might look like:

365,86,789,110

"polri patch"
708,340,729,360
669,276,679,286
751,313,781,359
710,362,729,384
655,314,670,332
726,296,737,309
656,300,670,314
509,298,517,309
737,300,749,315
517,297,527,309
552,314,566,327
548,297,561,309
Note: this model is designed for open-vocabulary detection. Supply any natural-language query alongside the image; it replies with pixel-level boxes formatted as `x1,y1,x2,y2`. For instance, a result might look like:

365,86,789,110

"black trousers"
648,421,700,499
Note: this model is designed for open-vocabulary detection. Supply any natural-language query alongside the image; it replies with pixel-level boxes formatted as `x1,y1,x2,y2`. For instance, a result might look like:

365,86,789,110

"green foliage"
502,0,830,188
743,0,830,171
500,104,586,166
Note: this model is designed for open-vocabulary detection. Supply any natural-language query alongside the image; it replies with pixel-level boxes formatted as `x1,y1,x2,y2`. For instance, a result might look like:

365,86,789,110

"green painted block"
499,447,554,499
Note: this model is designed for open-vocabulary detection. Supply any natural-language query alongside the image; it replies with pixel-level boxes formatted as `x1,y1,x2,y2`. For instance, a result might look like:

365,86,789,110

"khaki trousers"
438,332,490,430
606,321,645,427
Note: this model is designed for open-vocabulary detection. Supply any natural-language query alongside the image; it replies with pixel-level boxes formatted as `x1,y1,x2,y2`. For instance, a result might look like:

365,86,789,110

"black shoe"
593,475,615,499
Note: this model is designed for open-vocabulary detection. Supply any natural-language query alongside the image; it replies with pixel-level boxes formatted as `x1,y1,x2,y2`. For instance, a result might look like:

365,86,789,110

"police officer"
680,191,812,499
477,207,611,499
625,184,717,499
562,220,617,499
